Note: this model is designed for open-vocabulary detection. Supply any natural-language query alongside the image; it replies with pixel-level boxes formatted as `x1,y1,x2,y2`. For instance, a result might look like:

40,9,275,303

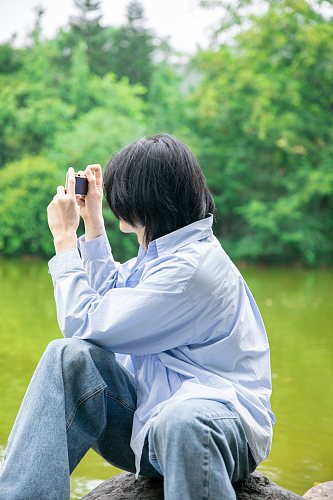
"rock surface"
233,472,303,499
82,472,163,500
82,471,303,500
303,481,333,499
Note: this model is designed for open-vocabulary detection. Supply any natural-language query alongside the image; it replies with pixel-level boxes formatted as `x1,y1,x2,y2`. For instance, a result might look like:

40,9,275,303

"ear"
119,219,136,233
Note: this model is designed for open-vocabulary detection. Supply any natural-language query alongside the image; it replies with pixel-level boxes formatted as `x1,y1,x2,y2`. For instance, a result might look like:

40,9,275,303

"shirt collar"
136,242,148,263
140,213,213,258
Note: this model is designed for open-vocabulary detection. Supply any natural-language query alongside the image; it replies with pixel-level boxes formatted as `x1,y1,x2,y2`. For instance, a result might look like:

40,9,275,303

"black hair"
103,133,215,248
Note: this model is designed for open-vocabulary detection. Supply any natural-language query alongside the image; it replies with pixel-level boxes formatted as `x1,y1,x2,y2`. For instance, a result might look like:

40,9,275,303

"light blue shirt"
48,214,275,476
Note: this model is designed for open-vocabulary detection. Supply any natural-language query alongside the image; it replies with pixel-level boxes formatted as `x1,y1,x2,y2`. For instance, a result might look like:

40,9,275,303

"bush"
0,156,62,256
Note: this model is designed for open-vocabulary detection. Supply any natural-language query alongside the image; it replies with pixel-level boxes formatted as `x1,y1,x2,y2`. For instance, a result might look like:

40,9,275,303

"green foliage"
0,78,74,164
0,44,22,73
49,74,147,168
0,157,62,256
192,0,333,265
69,40,92,114
0,0,332,265
105,0,156,89
68,0,110,77
147,64,192,136
50,105,146,168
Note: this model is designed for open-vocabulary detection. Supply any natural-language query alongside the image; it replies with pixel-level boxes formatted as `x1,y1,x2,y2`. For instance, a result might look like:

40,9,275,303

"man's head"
103,133,215,249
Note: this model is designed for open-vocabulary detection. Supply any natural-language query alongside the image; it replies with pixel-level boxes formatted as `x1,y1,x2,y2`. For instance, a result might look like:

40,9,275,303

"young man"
0,134,275,500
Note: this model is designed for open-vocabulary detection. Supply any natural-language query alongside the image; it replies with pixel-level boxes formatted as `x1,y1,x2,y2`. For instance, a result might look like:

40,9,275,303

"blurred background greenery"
0,1,332,498
0,0,332,265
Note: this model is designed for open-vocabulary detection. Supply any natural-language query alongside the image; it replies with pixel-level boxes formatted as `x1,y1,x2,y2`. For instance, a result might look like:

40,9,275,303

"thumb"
76,196,85,208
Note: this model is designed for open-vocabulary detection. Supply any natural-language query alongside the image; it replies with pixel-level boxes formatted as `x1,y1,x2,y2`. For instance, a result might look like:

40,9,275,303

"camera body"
66,172,89,196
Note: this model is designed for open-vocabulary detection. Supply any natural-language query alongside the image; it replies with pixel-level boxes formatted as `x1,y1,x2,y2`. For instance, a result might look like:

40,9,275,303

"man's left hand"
47,167,80,254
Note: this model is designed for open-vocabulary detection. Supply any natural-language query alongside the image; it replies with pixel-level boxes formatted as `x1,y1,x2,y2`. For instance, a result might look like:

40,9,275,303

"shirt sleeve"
77,233,121,295
48,248,196,355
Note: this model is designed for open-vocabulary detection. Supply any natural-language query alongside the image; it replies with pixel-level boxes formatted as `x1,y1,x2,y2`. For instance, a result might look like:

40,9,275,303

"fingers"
76,196,85,208
66,167,76,197
52,186,67,202
85,168,97,192
85,164,102,187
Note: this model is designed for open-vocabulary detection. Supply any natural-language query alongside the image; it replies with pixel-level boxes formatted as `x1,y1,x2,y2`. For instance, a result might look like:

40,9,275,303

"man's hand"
76,164,105,241
47,167,80,254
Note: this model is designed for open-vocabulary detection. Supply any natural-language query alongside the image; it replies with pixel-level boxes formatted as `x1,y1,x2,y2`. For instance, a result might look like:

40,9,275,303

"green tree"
0,6,81,164
0,76,74,165
69,40,92,114
69,0,108,75
107,0,155,89
49,73,147,168
147,64,191,135
192,0,333,265
0,43,22,74
0,156,62,256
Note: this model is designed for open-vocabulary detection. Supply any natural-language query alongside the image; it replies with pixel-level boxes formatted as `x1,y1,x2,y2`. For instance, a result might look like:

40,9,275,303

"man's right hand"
76,164,105,241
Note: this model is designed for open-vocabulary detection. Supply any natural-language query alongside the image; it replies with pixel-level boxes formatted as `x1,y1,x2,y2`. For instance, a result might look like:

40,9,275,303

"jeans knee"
46,337,82,350
150,401,199,448
45,337,83,359
41,338,111,406
44,338,119,384
43,338,99,373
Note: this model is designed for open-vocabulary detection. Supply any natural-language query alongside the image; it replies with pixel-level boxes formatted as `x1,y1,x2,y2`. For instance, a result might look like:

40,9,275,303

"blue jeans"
0,338,256,500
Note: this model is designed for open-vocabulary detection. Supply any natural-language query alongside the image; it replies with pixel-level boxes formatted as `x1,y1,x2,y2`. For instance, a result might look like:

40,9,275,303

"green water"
0,260,332,498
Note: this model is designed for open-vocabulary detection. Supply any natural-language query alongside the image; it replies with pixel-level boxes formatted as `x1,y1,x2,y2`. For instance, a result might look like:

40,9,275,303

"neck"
137,227,146,249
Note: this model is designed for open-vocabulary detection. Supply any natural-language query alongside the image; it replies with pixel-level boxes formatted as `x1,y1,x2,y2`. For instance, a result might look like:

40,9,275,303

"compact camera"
65,172,89,196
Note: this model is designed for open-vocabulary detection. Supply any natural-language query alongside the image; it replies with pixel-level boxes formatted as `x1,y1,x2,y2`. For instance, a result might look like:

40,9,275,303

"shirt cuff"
48,248,84,281
78,232,112,261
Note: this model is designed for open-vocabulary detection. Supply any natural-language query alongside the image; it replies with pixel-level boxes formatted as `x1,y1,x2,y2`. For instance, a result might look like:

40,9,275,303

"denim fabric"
148,400,257,500
0,338,255,500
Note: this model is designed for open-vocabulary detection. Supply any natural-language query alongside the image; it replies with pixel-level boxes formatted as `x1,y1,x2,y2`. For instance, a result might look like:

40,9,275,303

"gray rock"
82,471,303,499
233,472,303,499
82,472,163,499
303,481,333,499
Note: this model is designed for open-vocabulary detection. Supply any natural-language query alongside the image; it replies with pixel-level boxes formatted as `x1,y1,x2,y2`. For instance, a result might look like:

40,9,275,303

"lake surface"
0,259,332,498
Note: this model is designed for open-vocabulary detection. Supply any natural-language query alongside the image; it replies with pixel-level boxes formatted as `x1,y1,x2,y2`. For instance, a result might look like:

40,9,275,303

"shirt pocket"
203,401,240,421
